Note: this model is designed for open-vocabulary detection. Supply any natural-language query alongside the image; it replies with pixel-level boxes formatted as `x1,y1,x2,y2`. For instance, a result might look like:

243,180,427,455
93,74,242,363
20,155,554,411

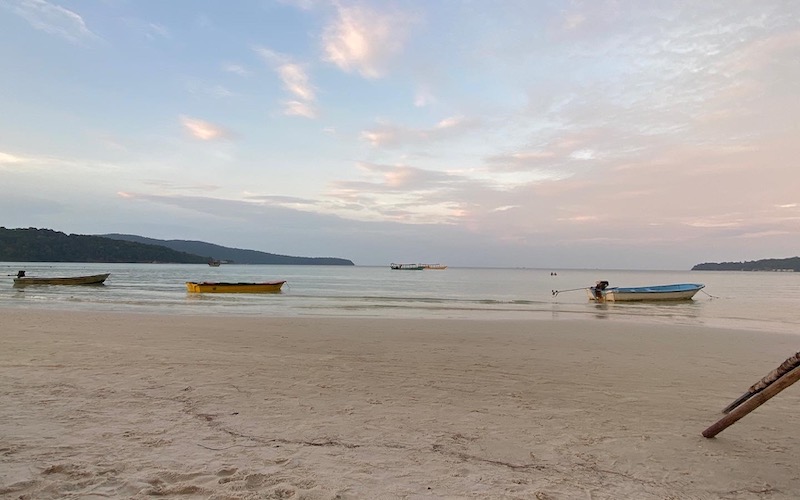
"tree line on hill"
101,234,354,265
0,228,209,263
692,257,800,271
0,227,355,265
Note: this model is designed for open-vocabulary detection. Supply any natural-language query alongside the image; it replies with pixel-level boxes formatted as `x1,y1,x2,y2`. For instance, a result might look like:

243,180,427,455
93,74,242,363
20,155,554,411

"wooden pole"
702,365,800,438
722,351,800,413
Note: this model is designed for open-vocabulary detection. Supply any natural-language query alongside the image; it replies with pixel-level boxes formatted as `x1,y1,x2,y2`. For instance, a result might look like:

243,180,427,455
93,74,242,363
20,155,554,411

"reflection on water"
593,303,609,319
0,262,799,334
588,299,706,325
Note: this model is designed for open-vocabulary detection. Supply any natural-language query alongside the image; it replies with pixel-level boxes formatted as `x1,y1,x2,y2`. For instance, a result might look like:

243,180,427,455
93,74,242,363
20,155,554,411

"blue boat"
587,281,704,302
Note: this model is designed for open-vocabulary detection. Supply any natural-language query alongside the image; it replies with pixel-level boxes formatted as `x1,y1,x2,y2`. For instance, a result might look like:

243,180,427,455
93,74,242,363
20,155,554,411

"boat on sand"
13,272,110,287
587,281,705,302
185,281,286,293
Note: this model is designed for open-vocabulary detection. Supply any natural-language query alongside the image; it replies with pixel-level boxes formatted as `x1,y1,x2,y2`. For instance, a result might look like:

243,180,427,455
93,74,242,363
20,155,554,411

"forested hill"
692,257,800,271
0,228,209,263
101,234,355,266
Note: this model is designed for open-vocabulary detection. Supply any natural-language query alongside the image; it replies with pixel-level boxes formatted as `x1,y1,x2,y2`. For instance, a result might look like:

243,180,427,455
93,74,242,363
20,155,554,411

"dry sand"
1,310,799,499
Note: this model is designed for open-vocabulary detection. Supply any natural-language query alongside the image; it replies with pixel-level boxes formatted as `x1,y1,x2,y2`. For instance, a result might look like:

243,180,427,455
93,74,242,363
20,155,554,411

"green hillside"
0,228,209,263
101,234,355,265
692,257,800,271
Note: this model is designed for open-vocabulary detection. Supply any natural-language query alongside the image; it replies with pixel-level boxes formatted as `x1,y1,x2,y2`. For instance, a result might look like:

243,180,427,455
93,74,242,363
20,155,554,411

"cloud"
277,63,315,101
255,47,317,118
550,0,622,40
180,116,231,141
361,116,481,148
328,100,800,245
278,0,317,10
283,100,317,118
139,22,169,40
0,151,28,165
0,150,119,173
322,3,411,78
9,0,97,43
562,13,586,31
356,162,454,190
142,179,222,193
414,87,435,107
736,230,793,239
486,151,556,169
323,161,490,224
722,29,800,74
242,193,321,212
118,17,171,41
491,205,518,212
185,80,234,99
245,194,318,205
222,63,250,76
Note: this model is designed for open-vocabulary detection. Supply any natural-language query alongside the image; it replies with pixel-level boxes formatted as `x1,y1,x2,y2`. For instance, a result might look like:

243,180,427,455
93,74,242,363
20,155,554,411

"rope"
700,289,719,299
552,287,588,297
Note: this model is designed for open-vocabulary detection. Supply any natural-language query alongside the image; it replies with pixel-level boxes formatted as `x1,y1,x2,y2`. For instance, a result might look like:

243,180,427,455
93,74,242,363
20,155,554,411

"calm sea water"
1,262,799,334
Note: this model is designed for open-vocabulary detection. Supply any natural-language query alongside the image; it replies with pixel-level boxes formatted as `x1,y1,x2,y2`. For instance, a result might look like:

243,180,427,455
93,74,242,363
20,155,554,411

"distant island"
101,234,354,265
0,228,355,265
692,257,799,272
0,227,209,263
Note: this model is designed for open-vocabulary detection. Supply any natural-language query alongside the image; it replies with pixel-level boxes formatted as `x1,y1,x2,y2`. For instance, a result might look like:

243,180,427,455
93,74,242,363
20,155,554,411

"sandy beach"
1,310,799,499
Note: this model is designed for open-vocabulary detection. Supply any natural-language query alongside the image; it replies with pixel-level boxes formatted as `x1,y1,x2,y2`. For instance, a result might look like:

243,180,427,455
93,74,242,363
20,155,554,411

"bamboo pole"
702,365,800,438
722,351,800,413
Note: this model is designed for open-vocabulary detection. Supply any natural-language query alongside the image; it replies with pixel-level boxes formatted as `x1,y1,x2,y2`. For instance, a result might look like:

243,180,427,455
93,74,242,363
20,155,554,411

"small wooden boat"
422,264,447,270
13,272,110,287
587,281,704,302
390,263,424,270
185,280,286,293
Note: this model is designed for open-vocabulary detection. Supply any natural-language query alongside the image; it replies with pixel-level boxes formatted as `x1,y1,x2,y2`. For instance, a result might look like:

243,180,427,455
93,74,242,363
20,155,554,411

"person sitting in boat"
16,270,25,278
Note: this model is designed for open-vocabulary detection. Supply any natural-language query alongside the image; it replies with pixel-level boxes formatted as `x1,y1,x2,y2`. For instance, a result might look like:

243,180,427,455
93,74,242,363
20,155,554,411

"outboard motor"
593,280,609,299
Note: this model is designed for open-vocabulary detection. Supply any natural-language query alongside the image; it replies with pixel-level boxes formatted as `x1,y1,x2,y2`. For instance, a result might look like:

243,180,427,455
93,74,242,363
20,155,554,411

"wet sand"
1,310,799,499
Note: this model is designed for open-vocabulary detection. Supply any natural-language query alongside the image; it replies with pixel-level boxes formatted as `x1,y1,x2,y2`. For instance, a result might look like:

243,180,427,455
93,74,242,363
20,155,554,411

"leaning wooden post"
722,351,800,413
702,365,800,438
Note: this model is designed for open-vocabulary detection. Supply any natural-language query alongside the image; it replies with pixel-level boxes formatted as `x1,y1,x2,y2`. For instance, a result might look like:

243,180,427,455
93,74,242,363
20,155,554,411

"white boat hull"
588,289,701,302
586,283,704,302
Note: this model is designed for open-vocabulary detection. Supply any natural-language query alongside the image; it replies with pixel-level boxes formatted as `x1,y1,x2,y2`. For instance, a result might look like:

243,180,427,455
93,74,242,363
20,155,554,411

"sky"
1,0,798,269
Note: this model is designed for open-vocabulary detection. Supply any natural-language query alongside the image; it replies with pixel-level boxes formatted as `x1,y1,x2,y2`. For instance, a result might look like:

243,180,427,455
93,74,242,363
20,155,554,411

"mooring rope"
700,289,719,299
551,287,588,297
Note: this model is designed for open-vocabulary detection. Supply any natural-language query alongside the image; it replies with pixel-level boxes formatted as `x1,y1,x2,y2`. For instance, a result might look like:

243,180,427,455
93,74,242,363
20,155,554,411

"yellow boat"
185,280,286,293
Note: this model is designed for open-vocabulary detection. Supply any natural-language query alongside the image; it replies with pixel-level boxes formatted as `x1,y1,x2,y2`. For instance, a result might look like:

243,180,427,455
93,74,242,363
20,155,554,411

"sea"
1,262,799,335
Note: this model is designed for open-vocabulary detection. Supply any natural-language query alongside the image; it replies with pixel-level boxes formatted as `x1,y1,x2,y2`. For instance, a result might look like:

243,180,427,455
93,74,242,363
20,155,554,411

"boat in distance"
390,263,447,270
13,272,110,287
390,263,424,270
185,281,286,293
587,281,705,302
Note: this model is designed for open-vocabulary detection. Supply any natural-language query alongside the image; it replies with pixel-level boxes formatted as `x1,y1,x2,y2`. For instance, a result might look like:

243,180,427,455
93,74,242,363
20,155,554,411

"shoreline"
2,310,799,498
1,301,797,337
